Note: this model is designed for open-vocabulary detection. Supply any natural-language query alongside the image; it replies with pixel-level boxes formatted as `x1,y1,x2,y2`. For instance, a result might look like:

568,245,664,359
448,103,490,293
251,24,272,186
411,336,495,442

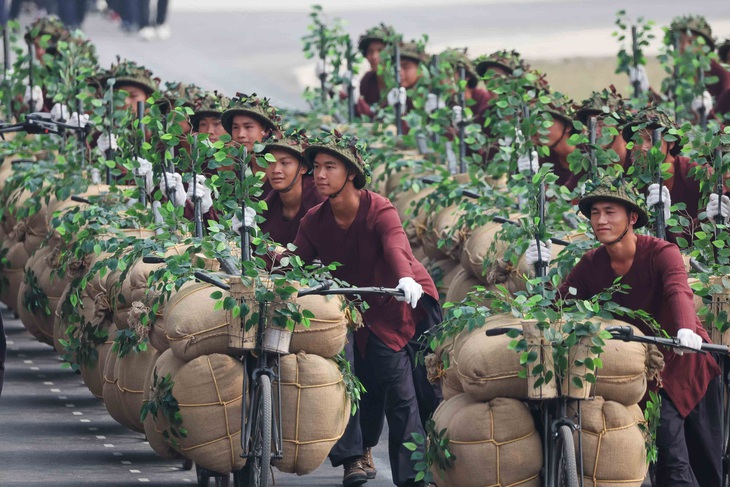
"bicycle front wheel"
553,425,579,487
246,374,272,487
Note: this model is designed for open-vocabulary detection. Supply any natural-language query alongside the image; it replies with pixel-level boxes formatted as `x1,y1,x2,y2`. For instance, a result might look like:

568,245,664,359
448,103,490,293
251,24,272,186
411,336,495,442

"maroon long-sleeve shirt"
260,176,325,246
558,235,720,418
293,190,438,354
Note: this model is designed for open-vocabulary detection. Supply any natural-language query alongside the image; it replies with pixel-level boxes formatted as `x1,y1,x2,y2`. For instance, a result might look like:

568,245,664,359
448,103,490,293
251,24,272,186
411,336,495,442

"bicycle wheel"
553,425,579,487
196,463,210,487
246,374,272,487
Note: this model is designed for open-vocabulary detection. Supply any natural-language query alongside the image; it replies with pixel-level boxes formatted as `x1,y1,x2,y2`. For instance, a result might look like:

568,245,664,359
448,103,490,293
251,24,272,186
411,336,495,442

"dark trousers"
329,334,364,467
0,311,6,397
656,376,723,487
57,0,87,28
355,333,426,487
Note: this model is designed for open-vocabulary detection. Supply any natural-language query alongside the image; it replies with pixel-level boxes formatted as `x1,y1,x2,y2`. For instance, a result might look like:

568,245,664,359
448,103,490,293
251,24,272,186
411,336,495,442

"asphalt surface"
0,305,395,487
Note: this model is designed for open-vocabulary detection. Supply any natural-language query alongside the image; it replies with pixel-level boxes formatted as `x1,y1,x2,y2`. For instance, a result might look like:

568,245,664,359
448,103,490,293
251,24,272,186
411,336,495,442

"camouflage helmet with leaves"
621,106,682,156
578,176,649,229
261,130,309,166
537,92,577,129
157,82,203,113
357,24,395,55
100,59,159,95
24,16,69,49
221,93,281,135
399,41,429,64
303,130,372,189
189,90,231,129
669,14,715,49
474,50,524,77
439,48,478,82
575,86,631,125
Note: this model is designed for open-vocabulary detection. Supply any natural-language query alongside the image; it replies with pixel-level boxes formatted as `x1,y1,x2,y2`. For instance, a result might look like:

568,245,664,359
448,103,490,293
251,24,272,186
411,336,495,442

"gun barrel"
394,42,402,136
652,127,667,240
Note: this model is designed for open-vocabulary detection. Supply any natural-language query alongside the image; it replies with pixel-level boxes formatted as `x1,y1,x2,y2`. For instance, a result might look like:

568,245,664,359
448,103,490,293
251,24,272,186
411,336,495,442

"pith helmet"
303,131,371,189
579,177,649,229
221,93,281,135
621,106,682,156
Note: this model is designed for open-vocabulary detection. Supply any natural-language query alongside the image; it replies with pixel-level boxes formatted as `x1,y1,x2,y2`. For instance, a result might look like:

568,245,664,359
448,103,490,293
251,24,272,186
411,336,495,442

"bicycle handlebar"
142,256,165,264
297,281,405,298
193,271,230,291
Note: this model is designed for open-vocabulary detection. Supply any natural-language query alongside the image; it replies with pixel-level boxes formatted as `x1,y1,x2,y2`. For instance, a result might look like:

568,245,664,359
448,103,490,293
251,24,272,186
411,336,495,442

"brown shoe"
360,447,377,479
343,458,368,487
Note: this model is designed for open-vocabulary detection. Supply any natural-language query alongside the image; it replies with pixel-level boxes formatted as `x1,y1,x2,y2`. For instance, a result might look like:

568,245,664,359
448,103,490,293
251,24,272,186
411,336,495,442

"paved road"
0,306,395,486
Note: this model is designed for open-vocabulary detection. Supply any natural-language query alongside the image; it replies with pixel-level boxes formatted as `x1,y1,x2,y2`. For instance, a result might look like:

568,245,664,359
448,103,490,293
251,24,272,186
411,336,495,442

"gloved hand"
159,172,186,207
628,65,650,93
395,276,423,309
517,150,539,173
424,93,445,114
706,193,730,223
134,157,154,194
186,174,213,213
691,90,713,115
90,167,101,185
97,133,118,153
23,85,44,112
676,328,702,355
498,135,514,147
525,239,552,268
315,59,327,80
387,87,407,107
646,183,671,222
50,103,69,121
231,207,257,233
452,106,463,128
67,112,89,128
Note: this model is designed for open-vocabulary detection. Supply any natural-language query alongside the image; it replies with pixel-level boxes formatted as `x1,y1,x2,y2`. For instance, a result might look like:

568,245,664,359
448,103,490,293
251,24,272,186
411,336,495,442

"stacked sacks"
79,324,118,400
569,398,648,486
431,394,541,487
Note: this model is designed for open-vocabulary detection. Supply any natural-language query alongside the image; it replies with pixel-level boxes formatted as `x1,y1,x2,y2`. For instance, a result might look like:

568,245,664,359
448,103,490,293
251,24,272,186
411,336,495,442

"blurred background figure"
57,0,87,29
138,0,170,41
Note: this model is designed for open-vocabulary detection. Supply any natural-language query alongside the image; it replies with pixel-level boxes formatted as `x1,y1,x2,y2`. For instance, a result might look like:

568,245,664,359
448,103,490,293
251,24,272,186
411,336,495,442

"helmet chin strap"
606,222,630,245
279,164,302,194
328,176,350,199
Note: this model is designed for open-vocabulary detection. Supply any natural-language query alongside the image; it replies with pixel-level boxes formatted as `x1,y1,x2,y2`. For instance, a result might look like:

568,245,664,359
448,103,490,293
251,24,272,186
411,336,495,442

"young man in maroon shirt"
356,24,393,116
555,179,721,486
292,133,440,487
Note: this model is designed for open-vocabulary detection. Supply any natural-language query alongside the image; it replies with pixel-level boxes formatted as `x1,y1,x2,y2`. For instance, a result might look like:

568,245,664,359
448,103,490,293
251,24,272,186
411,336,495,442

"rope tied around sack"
9,220,28,242
44,244,62,269
424,352,446,384
67,255,89,279
128,300,150,341
344,307,363,331
645,344,665,387
90,291,112,326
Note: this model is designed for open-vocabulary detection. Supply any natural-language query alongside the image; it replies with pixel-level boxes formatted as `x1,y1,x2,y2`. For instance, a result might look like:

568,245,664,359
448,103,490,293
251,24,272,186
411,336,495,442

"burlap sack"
569,397,647,487
431,394,541,487
21,203,50,257
426,336,464,401
290,294,348,358
0,238,30,310
384,160,421,197
53,283,73,354
273,352,350,475
460,220,506,282
80,324,117,399
143,349,185,460
421,204,469,262
444,267,484,304
145,351,246,474
104,346,161,433
392,186,436,246
369,162,388,195
453,314,528,401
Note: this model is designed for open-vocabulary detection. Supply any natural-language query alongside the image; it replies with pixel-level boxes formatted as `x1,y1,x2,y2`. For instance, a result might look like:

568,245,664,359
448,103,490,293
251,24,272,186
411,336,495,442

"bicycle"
486,323,730,487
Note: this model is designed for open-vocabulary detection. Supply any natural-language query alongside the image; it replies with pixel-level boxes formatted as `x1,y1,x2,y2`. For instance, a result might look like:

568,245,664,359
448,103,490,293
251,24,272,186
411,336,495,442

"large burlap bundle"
431,394,541,487
425,336,464,401
460,220,506,282
53,283,73,354
104,346,161,433
570,398,647,487
143,349,185,460
421,204,469,262
392,186,436,246
453,313,527,401
427,258,462,302
290,294,348,358
0,238,30,310
0,188,32,242
145,351,246,473
80,324,117,399
444,267,484,304
273,352,350,475
384,155,424,196
369,161,388,195
21,203,50,257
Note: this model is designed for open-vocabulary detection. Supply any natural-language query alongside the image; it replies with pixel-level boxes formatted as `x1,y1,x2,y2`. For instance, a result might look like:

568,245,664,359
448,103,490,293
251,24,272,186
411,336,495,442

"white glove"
628,65,650,93
691,90,713,115
134,157,154,194
387,87,407,107
159,172,186,207
23,85,43,111
50,103,69,121
517,150,540,173
97,133,118,153
498,135,514,147
315,59,327,79
231,207,257,233
186,174,213,213
67,112,89,128
706,193,730,223
676,328,702,355
395,276,423,309
424,93,445,114
452,105,463,128
646,183,671,222
90,167,101,185
525,239,552,268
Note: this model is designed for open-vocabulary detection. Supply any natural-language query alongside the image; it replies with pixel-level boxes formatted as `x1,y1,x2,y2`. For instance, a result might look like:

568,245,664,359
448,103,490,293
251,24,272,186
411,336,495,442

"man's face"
590,201,636,244
313,152,352,196
266,149,306,192
533,116,567,147
365,40,386,72
197,116,226,144
400,58,420,89
118,84,149,114
230,115,267,152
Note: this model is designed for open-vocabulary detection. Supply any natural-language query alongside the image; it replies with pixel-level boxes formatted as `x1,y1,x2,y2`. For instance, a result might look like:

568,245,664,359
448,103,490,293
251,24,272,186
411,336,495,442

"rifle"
191,134,203,238
713,147,724,263
135,100,146,206
652,127,667,240
698,69,707,131
2,23,10,120
588,116,598,179
345,36,355,123
631,25,642,98
26,38,34,112
394,42,402,137
104,74,115,184
672,31,680,123
239,146,251,265
458,64,467,174
319,23,327,104
430,54,440,144
160,114,177,208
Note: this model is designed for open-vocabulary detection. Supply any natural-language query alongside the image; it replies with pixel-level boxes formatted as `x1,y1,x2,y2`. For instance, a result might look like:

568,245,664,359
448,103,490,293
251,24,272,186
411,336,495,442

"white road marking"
50,388,61,392
30,367,40,370
73,412,83,416
80,419,91,423
130,469,141,473
43,381,53,385
23,360,33,364
103,444,114,448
